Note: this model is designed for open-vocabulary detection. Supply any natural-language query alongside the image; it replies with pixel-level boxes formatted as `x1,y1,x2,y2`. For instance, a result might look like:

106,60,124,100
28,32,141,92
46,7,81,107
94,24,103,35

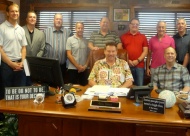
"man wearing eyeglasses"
120,18,148,86
146,21,175,83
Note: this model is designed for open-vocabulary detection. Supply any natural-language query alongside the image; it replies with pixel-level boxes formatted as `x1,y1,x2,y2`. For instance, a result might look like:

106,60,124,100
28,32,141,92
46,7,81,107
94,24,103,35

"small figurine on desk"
55,87,65,104
33,93,45,104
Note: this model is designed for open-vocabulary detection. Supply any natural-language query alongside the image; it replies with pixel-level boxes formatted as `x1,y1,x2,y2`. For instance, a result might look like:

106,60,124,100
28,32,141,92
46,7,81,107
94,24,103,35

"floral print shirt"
88,58,133,87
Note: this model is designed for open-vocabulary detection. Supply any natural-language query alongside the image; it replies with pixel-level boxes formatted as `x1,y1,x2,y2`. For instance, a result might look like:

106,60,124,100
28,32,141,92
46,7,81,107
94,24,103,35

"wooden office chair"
89,49,128,71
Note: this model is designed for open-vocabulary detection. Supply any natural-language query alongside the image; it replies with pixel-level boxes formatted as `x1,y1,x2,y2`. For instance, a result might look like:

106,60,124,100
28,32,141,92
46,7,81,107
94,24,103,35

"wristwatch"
137,58,141,63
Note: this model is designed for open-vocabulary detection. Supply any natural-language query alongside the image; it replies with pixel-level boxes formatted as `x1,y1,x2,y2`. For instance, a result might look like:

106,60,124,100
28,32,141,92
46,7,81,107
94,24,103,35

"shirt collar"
174,30,189,38
98,29,111,35
5,20,19,28
156,33,167,37
53,26,64,32
127,31,140,36
100,57,120,66
162,62,178,69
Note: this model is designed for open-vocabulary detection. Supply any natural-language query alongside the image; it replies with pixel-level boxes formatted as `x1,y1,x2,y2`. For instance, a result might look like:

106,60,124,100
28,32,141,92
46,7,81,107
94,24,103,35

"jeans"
0,62,26,87
130,67,144,86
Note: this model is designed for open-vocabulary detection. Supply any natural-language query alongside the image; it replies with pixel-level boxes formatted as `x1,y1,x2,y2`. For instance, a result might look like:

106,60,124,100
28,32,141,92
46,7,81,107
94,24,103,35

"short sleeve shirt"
0,20,27,61
66,35,89,69
149,34,175,68
120,31,148,68
88,58,134,88
173,30,190,63
88,30,121,48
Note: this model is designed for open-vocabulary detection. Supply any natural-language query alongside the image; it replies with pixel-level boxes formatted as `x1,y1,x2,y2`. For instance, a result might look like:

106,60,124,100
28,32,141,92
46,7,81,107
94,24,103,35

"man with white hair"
146,21,175,82
43,13,72,79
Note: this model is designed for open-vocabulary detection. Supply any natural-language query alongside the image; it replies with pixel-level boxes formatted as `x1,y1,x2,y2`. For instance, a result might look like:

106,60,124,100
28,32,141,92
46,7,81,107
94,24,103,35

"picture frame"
114,9,130,22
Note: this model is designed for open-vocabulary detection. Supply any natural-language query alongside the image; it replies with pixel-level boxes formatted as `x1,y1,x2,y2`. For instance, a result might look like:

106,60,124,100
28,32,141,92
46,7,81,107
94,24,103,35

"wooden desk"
0,86,189,136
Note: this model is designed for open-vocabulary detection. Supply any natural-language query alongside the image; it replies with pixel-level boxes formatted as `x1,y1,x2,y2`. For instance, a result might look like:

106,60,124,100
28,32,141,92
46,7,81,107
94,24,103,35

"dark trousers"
0,68,5,100
0,62,26,87
68,69,89,86
60,63,67,79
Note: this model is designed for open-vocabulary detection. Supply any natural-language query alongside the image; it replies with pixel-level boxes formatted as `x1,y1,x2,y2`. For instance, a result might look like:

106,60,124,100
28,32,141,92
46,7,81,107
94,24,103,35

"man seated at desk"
153,47,190,93
88,42,133,88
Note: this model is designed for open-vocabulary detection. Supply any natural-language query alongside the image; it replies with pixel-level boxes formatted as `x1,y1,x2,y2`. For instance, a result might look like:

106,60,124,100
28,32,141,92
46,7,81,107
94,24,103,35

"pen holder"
56,93,64,104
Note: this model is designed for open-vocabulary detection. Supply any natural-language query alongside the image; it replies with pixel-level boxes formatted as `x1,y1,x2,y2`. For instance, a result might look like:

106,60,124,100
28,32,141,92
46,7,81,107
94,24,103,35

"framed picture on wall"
114,9,130,22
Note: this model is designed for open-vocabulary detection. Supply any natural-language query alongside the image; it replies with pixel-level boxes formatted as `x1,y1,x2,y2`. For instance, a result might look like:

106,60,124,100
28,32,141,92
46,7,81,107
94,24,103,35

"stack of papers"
84,85,130,97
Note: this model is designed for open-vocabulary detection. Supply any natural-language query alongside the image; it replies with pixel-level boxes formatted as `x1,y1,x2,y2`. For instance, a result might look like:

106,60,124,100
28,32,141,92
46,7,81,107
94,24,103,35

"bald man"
88,16,122,50
153,47,190,93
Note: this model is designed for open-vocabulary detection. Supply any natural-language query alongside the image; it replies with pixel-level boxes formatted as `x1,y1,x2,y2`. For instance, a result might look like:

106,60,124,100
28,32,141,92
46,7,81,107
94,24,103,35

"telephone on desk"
63,83,81,92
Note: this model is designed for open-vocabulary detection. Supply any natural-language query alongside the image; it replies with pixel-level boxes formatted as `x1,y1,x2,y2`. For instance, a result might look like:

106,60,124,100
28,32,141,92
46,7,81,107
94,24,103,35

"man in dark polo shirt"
173,17,190,71
88,16,122,50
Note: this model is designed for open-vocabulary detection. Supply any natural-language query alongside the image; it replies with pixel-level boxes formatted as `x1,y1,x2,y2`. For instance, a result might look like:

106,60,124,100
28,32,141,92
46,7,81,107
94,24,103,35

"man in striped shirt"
153,47,190,93
43,13,72,79
88,17,122,50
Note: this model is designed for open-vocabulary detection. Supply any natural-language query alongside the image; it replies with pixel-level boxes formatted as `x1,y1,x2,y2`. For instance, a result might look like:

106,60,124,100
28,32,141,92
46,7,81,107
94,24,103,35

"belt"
12,59,22,62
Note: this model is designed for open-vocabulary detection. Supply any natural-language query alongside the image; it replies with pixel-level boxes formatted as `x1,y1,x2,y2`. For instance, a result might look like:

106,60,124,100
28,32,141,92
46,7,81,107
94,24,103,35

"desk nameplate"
88,100,121,113
143,97,165,114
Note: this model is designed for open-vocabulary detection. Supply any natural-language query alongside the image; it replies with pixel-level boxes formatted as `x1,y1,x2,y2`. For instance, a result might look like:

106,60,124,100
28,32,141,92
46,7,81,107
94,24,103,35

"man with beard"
153,47,190,93
66,22,90,86
88,42,133,88
173,18,190,71
146,21,175,82
88,17,122,50
43,13,72,79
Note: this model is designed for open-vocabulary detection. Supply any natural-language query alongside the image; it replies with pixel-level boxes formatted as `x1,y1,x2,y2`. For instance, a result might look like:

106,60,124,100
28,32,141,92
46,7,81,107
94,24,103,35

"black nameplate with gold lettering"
5,86,45,100
143,97,165,114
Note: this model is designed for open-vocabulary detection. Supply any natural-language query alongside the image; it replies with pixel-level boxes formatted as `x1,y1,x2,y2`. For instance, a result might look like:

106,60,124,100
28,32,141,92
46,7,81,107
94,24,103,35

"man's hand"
128,60,138,67
146,68,151,76
9,62,23,71
92,47,99,50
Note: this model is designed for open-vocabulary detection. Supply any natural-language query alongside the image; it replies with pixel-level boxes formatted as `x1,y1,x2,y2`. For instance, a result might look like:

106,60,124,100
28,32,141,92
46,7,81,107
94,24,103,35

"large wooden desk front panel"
0,86,189,136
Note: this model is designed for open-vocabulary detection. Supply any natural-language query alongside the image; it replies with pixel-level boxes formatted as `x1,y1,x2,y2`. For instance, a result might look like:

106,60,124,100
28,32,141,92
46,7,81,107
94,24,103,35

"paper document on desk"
84,85,130,96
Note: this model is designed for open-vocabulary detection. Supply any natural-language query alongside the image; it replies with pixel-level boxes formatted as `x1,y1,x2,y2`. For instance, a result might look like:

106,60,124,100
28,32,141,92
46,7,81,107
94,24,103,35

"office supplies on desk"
84,85,130,97
64,83,81,92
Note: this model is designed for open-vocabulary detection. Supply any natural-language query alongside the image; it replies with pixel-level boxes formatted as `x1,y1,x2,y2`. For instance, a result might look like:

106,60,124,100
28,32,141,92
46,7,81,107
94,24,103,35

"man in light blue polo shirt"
0,3,27,87
66,22,90,86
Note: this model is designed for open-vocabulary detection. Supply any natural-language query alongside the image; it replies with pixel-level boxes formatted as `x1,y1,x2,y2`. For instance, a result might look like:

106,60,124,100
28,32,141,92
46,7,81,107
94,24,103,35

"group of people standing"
0,3,190,95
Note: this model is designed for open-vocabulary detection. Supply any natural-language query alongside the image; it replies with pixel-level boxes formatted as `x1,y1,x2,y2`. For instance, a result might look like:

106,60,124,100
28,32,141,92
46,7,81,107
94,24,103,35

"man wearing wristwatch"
121,18,148,86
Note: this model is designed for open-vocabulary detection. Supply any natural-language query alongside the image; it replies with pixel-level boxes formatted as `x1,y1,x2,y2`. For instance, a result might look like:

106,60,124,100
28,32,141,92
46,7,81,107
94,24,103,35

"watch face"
64,93,75,104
